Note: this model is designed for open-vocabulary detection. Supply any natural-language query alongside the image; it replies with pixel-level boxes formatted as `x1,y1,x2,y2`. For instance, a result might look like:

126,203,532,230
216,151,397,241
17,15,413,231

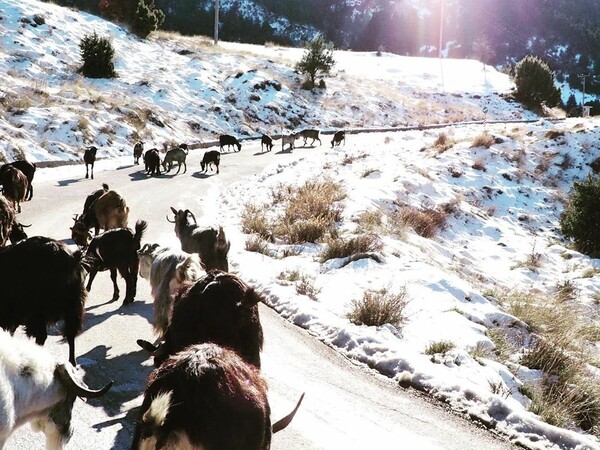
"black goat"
200,150,220,174
133,141,144,165
8,220,31,244
138,270,264,368
84,146,97,179
261,134,274,152
331,130,346,147
84,220,147,305
0,160,36,201
167,207,230,271
219,134,242,152
0,236,87,365
144,149,161,176
131,343,303,450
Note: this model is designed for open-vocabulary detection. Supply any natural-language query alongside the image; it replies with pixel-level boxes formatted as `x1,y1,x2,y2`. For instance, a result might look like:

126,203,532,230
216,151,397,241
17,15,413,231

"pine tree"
295,35,335,89
560,175,600,257
514,55,562,108
132,0,165,38
78,31,117,78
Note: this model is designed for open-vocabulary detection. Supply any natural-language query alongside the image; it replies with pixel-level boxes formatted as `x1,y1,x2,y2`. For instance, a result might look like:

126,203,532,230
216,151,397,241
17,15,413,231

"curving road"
6,140,515,449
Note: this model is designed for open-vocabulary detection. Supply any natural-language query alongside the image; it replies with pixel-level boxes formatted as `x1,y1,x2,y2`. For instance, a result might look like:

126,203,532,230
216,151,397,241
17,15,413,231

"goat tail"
134,220,148,244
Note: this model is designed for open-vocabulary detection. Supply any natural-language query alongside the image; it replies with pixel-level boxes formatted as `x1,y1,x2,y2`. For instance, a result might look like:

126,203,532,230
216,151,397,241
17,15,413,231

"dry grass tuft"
347,287,408,328
433,132,454,153
320,234,383,262
425,340,455,356
354,209,383,233
391,205,447,238
241,202,272,241
471,132,495,148
245,236,270,255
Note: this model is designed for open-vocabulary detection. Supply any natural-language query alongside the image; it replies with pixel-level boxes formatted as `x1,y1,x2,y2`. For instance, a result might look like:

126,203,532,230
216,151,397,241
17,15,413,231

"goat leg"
110,268,120,302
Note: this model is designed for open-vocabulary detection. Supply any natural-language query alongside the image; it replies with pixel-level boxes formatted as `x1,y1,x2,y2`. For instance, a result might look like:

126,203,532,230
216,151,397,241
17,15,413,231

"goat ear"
243,287,263,307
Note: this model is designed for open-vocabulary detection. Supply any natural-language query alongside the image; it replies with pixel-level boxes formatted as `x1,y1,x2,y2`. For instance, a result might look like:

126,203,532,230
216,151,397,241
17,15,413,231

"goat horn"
20,223,32,228
55,363,113,399
137,339,168,360
166,214,176,223
185,210,197,224
272,393,305,433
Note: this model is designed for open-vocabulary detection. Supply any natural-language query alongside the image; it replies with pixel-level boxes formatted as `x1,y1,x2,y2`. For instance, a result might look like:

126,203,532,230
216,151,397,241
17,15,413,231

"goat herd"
0,128,344,448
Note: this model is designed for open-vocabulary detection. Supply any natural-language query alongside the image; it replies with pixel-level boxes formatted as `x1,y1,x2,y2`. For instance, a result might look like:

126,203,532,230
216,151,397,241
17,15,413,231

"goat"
161,146,188,174
298,129,321,146
137,269,265,368
331,130,346,148
83,146,97,179
281,133,296,151
0,165,28,213
71,183,110,247
8,220,31,245
0,160,36,201
144,149,161,176
133,141,144,165
0,195,15,247
84,220,147,305
219,134,242,152
0,236,87,365
131,343,303,450
138,243,204,339
94,189,129,235
166,207,230,272
261,134,274,152
200,150,220,174
0,330,112,449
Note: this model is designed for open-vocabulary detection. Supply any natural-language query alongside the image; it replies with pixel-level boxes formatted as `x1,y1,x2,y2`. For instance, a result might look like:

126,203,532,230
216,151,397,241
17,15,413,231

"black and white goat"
84,220,147,305
166,207,230,272
261,134,274,152
131,343,303,450
0,195,15,247
138,243,204,339
0,331,112,449
137,270,264,368
0,236,87,365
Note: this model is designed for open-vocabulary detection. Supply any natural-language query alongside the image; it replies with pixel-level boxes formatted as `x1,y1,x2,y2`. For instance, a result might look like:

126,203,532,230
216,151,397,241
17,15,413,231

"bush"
514,55,562,108
425,340,455,356
78,32,117,79
132,0,165,38
560,175,600,257
346,287,408,327
392,206,447,238
295,35,335,89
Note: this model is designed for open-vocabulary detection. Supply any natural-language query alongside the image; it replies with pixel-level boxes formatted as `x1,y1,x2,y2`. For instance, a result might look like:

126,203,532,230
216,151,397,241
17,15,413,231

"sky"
3,0,600,449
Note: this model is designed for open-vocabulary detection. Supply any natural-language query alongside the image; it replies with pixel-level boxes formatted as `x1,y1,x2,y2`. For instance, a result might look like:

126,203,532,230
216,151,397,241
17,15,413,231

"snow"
3,0,600,449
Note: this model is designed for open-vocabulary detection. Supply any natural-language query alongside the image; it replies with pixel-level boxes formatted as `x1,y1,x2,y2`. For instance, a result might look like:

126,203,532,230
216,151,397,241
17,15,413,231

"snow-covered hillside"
0,0,531,164
4,1,600,449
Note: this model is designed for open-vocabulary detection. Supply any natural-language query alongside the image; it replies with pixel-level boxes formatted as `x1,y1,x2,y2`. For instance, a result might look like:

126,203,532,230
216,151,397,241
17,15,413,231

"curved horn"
56,363,113,399
185,210,197,224
137,339,161,353
272,393,305,433
20,223,32,228
166,214,176,223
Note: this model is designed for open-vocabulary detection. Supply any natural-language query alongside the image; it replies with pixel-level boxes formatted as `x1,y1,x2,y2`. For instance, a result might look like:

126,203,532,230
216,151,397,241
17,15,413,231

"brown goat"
0,165,28,213
94,190,129,234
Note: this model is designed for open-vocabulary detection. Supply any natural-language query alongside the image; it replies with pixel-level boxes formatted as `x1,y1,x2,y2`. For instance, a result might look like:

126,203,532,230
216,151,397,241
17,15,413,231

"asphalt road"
6,140,516,449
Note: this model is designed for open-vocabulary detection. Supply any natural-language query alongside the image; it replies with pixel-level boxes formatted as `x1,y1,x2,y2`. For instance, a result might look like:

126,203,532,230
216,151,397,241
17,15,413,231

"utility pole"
578,73,590,117
214,0,219,45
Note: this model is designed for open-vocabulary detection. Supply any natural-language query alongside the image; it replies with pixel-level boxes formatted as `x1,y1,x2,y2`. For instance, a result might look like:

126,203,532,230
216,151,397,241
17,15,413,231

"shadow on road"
191,171,213,179
79,343,153,450
56,178,83,187
84,292,153,329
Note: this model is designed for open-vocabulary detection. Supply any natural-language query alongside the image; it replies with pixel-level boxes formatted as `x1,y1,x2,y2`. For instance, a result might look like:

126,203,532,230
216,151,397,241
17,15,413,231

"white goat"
0,331,112,449
138,243,204,338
